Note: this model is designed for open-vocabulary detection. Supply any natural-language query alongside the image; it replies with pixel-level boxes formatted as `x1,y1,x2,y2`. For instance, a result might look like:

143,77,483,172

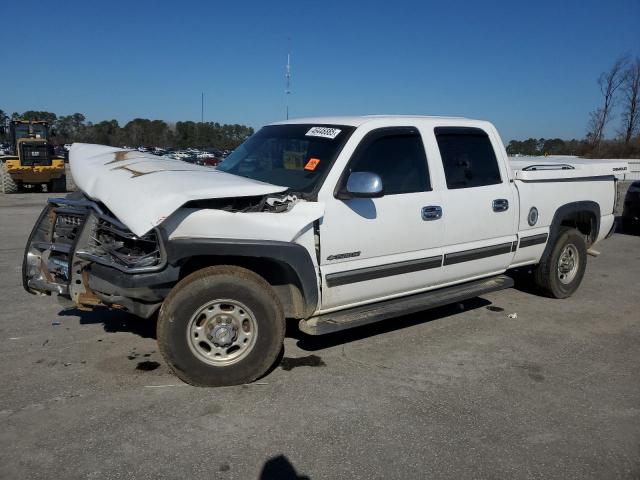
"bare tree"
620,58,640,144
587,56,628,149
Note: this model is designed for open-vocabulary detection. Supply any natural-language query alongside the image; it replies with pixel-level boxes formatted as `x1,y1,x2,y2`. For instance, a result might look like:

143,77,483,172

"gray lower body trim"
327,240,520,287
517,175,615,183
165,237,319,318
325,255,442,287
443,242,513,266
327,240,521,287
519,233,548,248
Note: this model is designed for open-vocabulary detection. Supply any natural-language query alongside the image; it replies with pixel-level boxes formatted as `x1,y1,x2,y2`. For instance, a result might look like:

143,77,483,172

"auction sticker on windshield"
306,127,341,139
304,158,321,171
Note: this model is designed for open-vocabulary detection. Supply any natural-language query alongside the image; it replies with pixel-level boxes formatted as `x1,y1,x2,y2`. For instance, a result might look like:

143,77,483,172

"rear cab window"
434,127,502,189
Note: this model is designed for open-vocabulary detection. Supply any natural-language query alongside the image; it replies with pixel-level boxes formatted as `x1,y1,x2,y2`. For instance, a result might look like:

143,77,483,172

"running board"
299,275,514,335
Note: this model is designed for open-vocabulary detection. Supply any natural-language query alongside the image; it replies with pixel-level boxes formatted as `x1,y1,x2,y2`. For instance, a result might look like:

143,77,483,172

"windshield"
217,124,355,194
14,123,47,140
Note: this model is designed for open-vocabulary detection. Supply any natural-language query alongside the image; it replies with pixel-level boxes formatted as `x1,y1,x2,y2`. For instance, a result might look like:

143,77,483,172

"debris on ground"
507,313,518,319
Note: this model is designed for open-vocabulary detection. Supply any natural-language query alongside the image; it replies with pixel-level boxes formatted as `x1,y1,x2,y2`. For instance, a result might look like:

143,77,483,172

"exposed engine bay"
82,219,163,271
23,190,315,319
183,193,299,213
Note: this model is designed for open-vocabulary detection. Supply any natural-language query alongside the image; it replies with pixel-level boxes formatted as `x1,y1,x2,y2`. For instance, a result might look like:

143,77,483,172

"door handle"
422,205,442,220
492,199,509,212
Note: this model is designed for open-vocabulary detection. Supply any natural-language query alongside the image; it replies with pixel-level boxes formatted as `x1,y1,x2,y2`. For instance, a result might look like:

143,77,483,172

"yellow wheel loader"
0,120,66,194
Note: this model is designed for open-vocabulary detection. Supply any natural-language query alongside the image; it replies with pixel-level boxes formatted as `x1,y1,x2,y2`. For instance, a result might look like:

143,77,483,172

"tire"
532,227,587,298
1,162,18,194
622,215,639,234
157,265,285,387
50,175,67,193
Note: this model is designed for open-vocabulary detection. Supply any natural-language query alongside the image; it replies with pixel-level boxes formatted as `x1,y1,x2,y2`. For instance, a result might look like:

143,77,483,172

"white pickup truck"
23,116,627,386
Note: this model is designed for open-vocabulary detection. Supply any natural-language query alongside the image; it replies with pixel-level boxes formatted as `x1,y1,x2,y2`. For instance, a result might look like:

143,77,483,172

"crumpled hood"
69,143,288,236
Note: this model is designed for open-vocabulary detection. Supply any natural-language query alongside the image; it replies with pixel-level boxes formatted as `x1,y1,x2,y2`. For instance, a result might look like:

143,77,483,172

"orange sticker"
304,158,321,171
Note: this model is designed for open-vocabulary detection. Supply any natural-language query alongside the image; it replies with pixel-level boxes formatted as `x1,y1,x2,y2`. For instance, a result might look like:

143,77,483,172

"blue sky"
2,0,639,141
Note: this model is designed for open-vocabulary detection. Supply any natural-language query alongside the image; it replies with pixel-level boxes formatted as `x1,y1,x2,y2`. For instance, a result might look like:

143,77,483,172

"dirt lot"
1,193,639,480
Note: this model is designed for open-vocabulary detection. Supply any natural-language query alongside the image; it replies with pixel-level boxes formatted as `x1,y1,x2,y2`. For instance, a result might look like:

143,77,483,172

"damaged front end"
23,194,177,318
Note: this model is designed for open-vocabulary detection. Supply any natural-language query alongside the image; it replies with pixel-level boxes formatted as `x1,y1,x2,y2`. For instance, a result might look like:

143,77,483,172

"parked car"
622,180,640,233
198,156,221,167
23,116,624,386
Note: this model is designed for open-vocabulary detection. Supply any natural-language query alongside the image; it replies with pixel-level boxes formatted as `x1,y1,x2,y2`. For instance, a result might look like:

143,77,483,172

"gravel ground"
0,193,639,480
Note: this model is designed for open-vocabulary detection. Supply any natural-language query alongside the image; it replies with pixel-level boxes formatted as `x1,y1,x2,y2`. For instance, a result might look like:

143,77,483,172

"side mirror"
337,171,384,199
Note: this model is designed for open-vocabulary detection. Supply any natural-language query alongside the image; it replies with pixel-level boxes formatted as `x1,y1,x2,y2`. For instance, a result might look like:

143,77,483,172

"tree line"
0,109,254,150
508,56,640,158
505,136,640,158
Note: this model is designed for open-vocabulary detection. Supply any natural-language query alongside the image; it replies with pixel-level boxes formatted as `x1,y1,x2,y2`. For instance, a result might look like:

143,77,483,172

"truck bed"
509,156,628,181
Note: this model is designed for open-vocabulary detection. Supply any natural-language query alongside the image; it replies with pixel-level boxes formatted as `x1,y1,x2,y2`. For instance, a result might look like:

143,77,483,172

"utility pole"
285,45,292,120
201,92,204,124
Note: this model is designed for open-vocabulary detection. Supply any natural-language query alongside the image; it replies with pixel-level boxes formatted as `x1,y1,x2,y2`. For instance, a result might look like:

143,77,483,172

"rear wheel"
157,266,285,387
0,162,18,194
622,214,639,234
533,227,587,298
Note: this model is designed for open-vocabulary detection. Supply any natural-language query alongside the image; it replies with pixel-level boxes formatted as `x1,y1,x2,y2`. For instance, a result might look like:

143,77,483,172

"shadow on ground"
259,455,310,480
288,297,491,352
505,268,541,296
58,307,157,339
56,295,496,356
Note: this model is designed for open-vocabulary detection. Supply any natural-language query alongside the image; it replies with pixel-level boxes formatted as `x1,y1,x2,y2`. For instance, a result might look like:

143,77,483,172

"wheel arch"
164,237,319,319
545,201,600,256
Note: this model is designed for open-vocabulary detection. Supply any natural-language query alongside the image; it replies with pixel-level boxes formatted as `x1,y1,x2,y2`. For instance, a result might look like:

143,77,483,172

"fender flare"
164,237,319,318
543,201,600,258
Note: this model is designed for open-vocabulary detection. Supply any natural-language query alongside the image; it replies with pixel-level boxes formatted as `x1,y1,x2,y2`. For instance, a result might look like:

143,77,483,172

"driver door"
318,127,445,311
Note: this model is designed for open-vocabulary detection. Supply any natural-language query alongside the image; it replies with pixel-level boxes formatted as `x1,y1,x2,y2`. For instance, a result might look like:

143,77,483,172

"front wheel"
533,227,587,298
157,266,285,387
0,162,18,194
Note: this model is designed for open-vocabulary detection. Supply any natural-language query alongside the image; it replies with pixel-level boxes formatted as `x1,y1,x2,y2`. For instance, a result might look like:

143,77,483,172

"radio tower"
285,47,292,120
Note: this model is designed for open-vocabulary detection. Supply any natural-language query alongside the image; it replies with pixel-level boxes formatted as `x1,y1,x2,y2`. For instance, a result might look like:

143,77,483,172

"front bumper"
6,159,65,183
22,194,179,318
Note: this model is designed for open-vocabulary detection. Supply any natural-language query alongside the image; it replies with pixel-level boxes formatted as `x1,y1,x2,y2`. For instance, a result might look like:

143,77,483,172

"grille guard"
22,195,166,303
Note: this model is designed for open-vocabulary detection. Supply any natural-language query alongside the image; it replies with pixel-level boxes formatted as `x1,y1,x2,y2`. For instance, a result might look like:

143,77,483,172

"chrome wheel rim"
187,299,258,366
557,244,579,285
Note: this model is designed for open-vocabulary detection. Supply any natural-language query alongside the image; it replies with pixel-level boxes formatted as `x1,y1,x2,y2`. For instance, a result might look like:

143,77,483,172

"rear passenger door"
435,127,517,283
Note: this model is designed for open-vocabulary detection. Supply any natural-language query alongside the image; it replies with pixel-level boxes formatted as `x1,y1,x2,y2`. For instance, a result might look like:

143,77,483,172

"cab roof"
270,114,474,127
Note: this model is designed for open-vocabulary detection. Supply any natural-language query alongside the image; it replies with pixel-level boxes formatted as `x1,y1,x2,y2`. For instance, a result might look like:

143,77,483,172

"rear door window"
435,127,502,189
